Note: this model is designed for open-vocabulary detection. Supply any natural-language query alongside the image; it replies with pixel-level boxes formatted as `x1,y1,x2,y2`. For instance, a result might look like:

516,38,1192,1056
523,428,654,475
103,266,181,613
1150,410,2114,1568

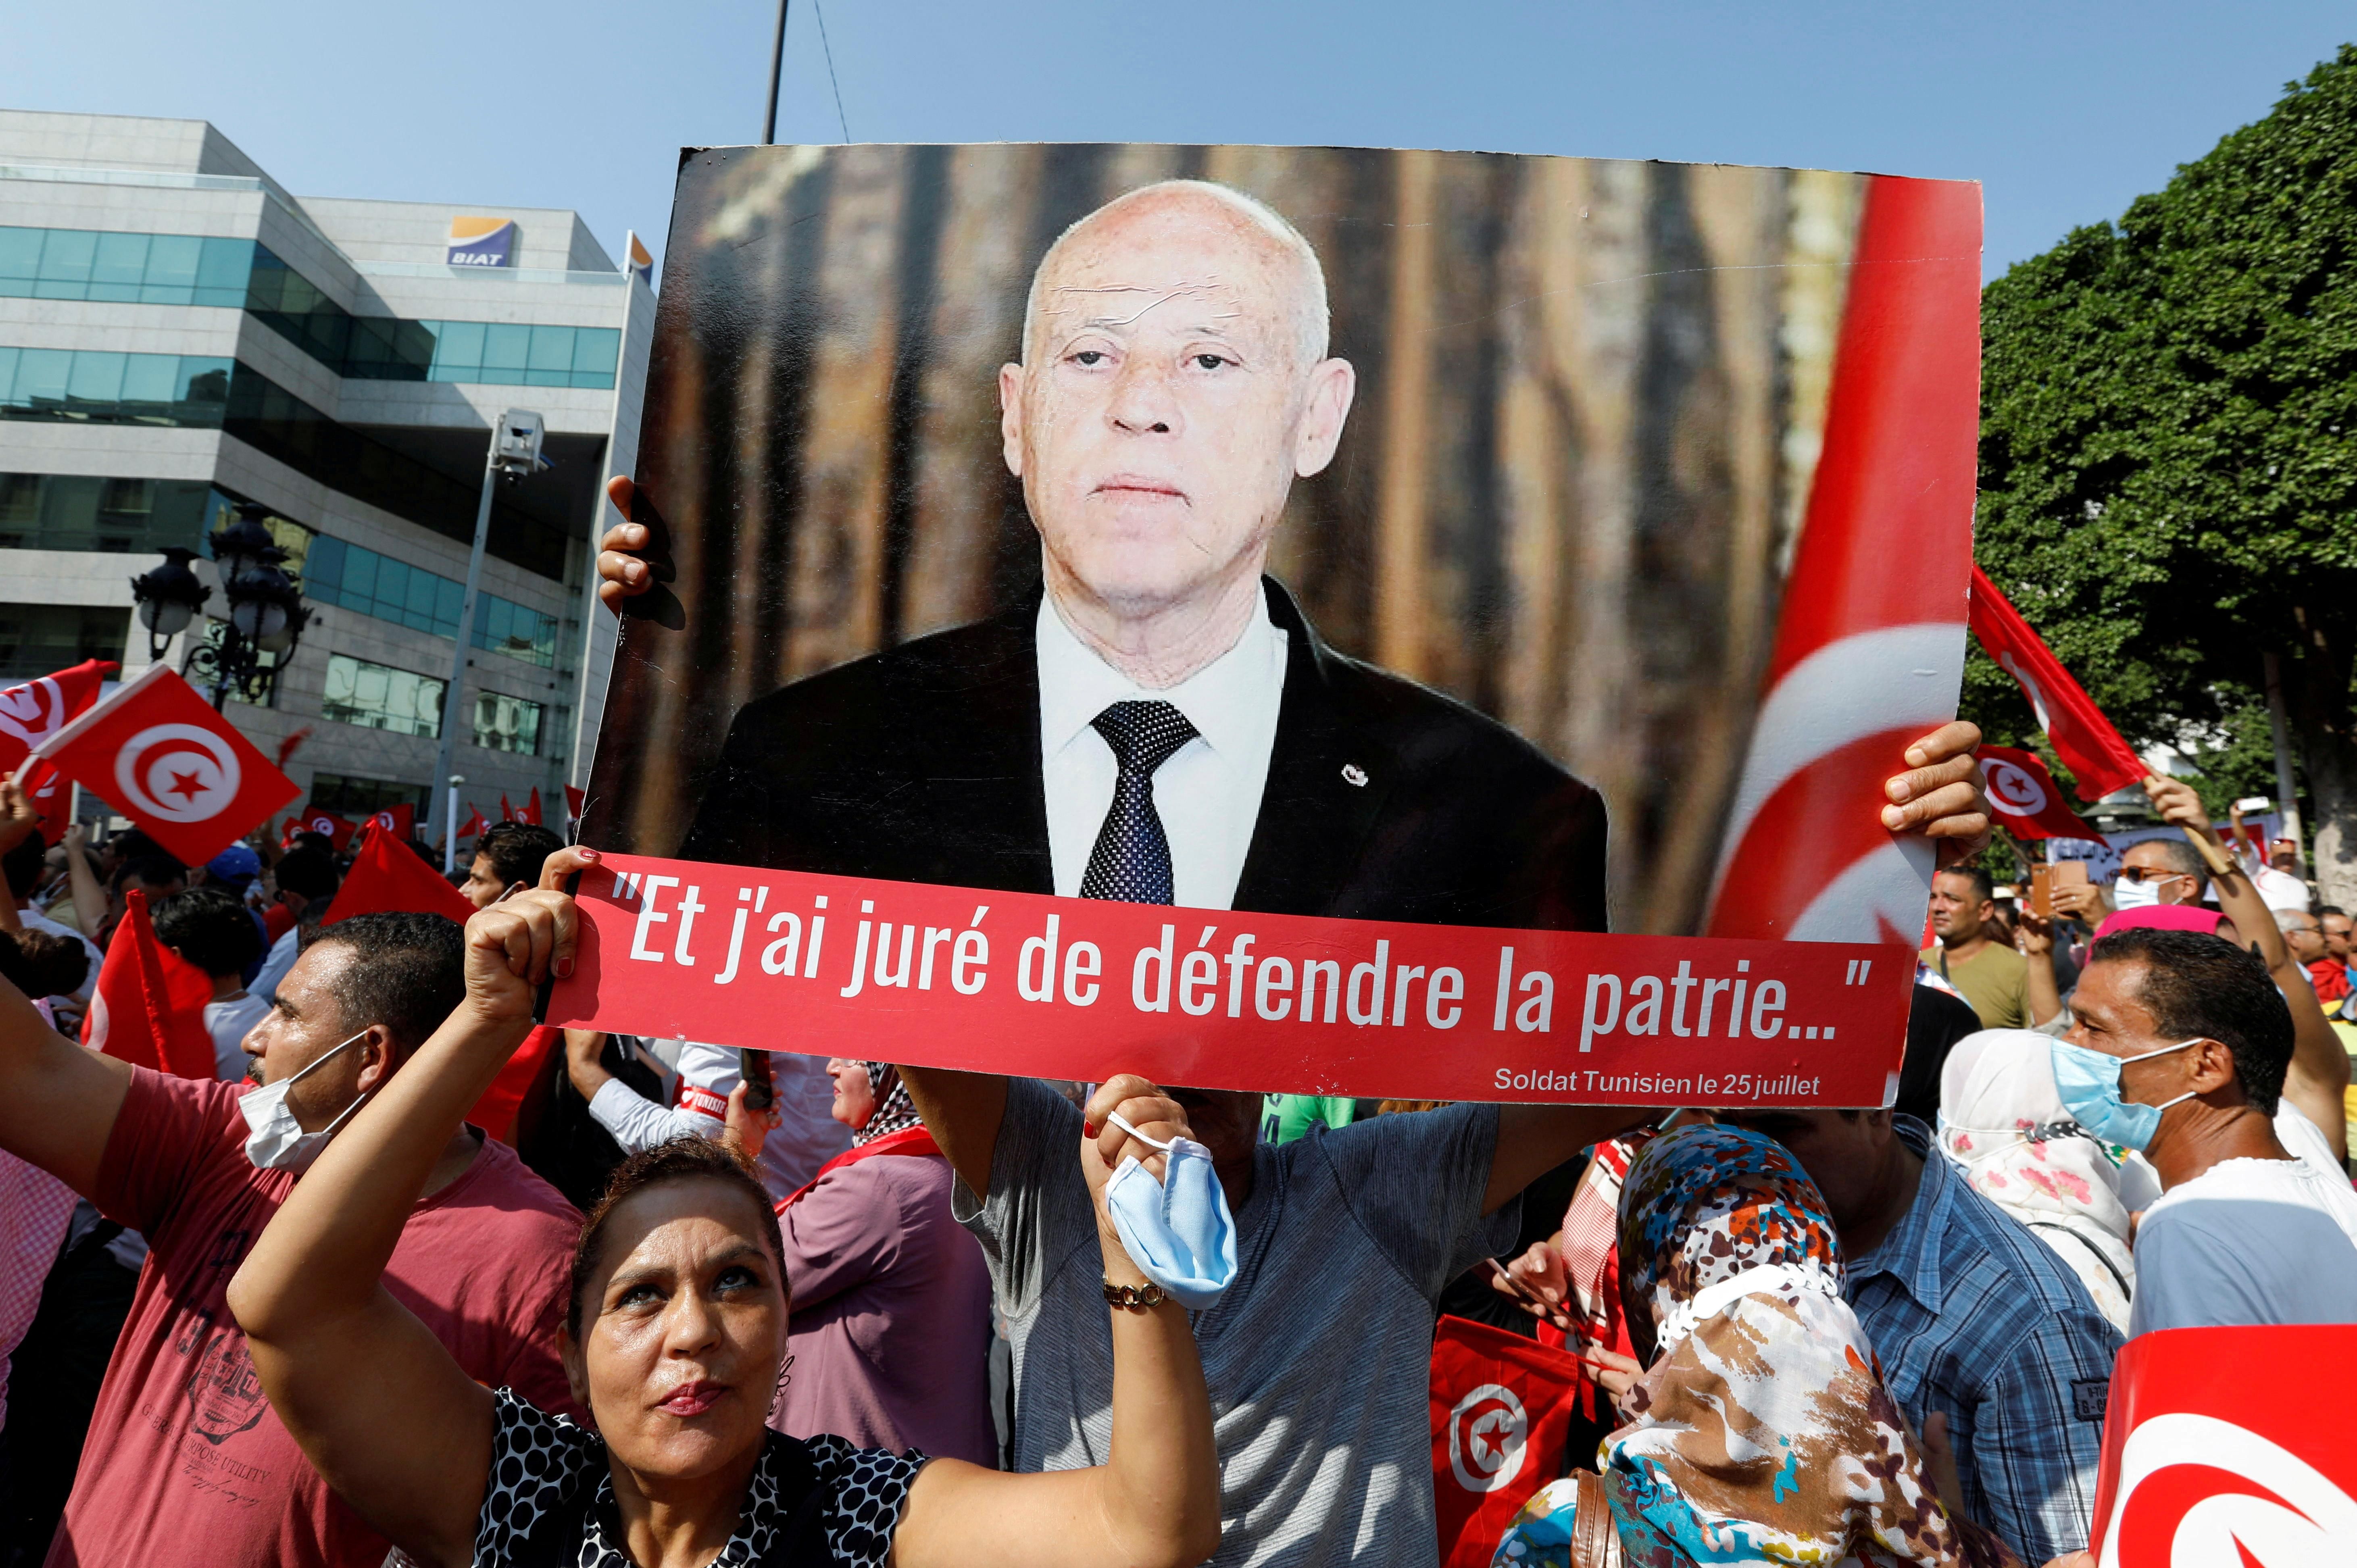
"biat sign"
446,216,515,268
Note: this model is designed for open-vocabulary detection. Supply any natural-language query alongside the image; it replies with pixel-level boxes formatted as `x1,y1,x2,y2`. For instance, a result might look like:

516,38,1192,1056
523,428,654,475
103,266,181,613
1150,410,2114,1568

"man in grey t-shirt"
910,1068,1639,1568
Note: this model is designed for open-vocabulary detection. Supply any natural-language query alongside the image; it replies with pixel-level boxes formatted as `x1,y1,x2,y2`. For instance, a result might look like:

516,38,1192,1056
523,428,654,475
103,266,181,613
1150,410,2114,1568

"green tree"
1973,45,2357,903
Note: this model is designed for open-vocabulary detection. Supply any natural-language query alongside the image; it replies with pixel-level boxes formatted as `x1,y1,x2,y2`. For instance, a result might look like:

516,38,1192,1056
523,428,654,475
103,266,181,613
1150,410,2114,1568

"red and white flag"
297,809,358,852
500,793,515,823
0,659,115,842
82,888,216,1079
2090,1324,2357,1565
369,803,416,841
1969,566,2144,803
1429,1314,1584,1568
458,804,489,840
1706,177,1983,945
521,787,544,827
36,664,299,866
327,819,474,927
564,784,586,823
1976,745,2100,841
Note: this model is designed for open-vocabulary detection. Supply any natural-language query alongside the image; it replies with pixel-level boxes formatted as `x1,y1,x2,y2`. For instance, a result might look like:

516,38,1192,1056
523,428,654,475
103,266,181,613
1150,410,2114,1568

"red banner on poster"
546,855,1913,1105
2089,1324,2357,1564
1430,1315,1584,1568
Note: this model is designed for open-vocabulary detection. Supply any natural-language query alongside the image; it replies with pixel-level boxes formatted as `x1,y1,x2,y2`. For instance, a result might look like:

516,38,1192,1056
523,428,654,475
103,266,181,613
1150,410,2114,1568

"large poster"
554,144,1981,1105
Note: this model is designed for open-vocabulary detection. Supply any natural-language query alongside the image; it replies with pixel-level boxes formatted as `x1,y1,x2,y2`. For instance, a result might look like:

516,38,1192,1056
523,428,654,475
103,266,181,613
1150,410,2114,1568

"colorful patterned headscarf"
1544,1123,2023,1568
850,1062,923,1146
1613,1124,1842,1361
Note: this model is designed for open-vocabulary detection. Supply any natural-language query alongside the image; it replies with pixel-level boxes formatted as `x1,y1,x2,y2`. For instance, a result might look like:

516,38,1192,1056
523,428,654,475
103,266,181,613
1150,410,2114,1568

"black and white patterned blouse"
473,1389,924,1568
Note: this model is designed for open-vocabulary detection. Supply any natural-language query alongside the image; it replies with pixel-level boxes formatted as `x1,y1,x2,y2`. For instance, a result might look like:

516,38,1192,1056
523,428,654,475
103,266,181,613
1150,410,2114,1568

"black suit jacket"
681,579,1608,932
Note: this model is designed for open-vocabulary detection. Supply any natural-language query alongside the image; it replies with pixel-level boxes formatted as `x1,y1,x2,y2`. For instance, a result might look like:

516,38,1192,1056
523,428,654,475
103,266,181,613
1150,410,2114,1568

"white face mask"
2112,874,2161,910
241,1029,372,1172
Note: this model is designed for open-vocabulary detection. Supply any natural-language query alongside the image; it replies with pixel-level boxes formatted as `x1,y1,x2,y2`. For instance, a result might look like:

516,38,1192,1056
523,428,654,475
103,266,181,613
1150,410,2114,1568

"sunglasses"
2117,867,2190,885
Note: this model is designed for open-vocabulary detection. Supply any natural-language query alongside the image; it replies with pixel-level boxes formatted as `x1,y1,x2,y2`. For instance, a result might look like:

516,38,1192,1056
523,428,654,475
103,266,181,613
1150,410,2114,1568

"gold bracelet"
1103,1278,1169,1310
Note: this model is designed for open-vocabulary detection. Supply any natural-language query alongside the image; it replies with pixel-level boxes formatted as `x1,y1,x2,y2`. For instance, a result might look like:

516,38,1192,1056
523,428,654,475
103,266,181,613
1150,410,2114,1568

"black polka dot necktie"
1080,700,1200,905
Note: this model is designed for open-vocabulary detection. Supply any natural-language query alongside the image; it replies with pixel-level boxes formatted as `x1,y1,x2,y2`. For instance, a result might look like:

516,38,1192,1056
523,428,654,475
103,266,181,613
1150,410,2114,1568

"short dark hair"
114,854,187,893
1937,864,1995,904
567,1138,785,1340
2088,926,2294,1114
2321,905,2347,920
0,929,89,999
475,823,565,893
152,886,264,978
303,912,466,1054
291,829,337,857
2,834,42,901
273,846,341,902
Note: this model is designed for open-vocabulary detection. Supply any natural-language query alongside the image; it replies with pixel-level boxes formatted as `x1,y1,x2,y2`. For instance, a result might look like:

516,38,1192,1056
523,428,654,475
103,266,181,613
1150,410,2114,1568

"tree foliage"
1969,46,2357,860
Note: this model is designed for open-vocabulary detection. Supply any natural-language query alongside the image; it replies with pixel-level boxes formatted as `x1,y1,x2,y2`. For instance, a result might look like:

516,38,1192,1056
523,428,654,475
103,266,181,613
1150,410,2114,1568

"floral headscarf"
1613,1124,1842,1362
1562,1125,2020,1568
852,1062,923,1146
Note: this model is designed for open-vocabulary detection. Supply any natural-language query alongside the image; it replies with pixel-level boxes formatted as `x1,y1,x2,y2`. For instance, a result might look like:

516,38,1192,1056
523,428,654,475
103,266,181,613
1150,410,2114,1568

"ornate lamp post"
170,502,313,710
128,547,212,659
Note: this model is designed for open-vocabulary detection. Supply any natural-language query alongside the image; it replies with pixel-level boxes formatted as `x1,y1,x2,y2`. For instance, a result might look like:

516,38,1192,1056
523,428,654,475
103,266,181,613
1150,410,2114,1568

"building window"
471,594,560,667
0,473,218,553
413,321,619,390
221,362,568,580
0,604,128,683
0,348,231,427
0,226,253,308
471,691,543,755
305,536,561,666
321,653,444,739
306,773,430,818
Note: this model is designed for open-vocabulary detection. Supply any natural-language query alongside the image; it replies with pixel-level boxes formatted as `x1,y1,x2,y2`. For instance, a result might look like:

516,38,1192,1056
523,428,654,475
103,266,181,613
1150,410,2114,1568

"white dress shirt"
1036,590,1288,910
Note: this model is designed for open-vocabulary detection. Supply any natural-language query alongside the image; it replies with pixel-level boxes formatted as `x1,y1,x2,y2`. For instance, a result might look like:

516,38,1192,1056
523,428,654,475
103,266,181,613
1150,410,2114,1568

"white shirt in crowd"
1035,591,1286,910
203,993,271,1083
586,1042,850,1200
2127,1101,2357,1335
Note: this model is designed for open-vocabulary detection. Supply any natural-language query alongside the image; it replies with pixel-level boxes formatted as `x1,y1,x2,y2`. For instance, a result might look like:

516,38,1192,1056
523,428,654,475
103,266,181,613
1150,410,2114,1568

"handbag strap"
1568,1470,1622,1568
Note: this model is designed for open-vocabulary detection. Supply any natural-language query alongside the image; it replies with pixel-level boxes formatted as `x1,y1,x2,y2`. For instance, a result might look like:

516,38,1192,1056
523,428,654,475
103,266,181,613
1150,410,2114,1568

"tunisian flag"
323,820,553,1143
1969,566,2144,802
458,804,489,840
1430,1315,1584,1568
37,664,298,865
368,803,416,841
1706,176,1982,942
1977,745,2101,841
0,659,115,842
326,819,474,927
82,888,216,1079
2090,1324,2357,1564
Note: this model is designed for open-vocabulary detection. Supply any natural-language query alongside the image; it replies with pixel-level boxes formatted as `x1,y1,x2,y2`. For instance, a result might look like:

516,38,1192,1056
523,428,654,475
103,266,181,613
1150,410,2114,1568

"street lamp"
129,547,212,659
184,502,313,710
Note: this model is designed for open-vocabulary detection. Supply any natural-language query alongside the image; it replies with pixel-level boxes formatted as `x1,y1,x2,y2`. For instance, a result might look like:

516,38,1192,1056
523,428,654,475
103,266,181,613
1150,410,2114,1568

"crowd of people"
0,743,2343,1568
0,633,2351,1565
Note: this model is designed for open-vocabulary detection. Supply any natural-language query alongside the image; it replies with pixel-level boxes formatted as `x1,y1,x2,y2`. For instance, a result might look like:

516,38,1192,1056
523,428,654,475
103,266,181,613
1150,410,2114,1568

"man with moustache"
598,179,1993,1568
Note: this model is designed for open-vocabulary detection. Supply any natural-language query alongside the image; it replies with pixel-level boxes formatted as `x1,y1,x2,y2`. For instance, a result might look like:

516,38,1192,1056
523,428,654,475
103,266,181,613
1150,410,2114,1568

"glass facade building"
321,653,445,738
0,347,230,427
304,535,561,666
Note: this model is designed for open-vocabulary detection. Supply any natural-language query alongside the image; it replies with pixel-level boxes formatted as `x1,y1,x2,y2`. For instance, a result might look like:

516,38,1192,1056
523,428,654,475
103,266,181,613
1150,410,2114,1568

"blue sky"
11,2,2350,281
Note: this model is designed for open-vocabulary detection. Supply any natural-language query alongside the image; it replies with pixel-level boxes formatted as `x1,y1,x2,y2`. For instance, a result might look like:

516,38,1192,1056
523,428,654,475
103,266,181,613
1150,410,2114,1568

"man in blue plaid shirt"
1721,1106,2122,1563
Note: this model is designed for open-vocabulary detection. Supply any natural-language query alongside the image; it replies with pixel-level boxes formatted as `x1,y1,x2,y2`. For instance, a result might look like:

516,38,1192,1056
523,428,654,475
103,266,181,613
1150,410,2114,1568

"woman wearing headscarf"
1936,1029,2141,1332
225,864,1221,1568
765,1060,995,1464
1493,1125,2020,1568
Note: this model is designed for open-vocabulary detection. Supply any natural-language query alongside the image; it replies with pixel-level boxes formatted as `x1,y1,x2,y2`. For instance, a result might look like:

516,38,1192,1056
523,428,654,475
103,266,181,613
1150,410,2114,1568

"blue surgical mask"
2048,1036,2201,1152
1101,1112,1238,1310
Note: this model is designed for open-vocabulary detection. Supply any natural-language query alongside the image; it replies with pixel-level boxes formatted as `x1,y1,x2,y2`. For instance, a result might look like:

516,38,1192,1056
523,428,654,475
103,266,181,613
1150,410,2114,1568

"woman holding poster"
225,853,1220,1568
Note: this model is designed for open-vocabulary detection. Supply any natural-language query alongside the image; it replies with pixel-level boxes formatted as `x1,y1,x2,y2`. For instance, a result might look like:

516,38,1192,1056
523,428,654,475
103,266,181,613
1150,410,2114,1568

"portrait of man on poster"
609,178,1611,931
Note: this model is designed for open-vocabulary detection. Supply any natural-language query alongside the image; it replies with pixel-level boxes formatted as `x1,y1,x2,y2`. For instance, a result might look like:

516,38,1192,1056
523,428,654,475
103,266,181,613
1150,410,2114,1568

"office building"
0,109,651,845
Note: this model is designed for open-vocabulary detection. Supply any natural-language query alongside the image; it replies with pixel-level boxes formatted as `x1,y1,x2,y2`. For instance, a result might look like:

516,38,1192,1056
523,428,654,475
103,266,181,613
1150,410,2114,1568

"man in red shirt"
0,792,579,1567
